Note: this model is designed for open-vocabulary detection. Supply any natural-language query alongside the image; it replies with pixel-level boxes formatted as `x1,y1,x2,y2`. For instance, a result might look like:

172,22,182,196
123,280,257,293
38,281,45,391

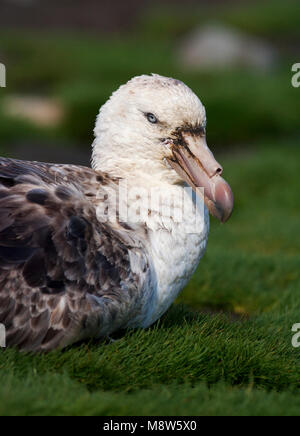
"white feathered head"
92,74,233,222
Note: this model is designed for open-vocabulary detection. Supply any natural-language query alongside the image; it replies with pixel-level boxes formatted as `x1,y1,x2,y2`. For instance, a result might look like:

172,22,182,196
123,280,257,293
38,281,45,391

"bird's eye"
146,113,157,124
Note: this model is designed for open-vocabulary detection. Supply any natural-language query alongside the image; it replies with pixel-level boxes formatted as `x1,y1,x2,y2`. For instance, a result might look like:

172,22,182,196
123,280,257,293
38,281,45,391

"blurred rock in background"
3,95,64,127
177,24,278,72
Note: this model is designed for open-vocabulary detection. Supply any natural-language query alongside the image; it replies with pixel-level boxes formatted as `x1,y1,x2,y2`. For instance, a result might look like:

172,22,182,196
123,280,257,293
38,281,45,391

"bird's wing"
0,158,151,351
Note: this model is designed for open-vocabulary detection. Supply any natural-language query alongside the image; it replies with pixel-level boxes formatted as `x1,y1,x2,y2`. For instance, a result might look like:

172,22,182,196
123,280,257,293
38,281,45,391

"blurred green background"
1,0,300,417
0,0,299,160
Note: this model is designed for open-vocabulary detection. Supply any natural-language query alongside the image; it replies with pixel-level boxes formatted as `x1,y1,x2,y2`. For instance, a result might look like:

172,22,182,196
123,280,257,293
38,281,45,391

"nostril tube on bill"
210,166,223,178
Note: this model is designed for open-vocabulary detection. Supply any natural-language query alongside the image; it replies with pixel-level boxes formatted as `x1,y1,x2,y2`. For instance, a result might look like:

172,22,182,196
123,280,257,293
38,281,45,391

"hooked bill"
167,132,234,223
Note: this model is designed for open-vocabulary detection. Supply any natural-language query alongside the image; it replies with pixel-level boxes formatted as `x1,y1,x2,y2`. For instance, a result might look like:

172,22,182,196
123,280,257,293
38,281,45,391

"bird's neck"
123,179,209,327
94,173,209,327
91,135,207,236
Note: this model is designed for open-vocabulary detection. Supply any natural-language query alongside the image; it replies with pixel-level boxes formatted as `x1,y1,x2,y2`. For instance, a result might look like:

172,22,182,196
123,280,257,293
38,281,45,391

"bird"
0,74,233,351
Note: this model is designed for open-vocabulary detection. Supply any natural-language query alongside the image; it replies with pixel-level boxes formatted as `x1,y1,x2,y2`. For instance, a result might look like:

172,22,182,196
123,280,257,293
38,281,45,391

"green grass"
1,139,300,415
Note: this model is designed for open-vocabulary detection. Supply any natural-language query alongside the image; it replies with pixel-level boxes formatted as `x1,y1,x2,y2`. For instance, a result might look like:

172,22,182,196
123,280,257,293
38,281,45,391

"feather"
0,157,150,351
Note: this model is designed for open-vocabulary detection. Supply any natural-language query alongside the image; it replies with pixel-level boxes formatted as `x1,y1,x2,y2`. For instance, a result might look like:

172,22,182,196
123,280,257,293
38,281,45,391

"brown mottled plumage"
0,158,151,351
